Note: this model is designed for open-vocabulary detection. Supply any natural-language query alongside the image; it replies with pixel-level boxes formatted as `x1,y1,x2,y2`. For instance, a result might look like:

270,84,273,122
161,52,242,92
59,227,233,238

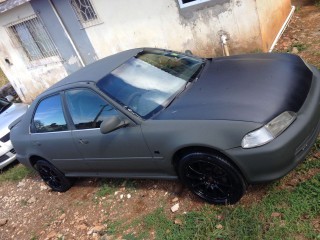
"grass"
0,67,8,87
104,155,320,240
1,150,319,240
0,164,34,183
291,43,308,52
117,174,320,239
95,179,138,198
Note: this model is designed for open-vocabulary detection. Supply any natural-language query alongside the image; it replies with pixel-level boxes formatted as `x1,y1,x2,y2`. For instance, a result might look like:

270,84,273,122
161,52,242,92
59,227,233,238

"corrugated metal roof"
0,0,30,14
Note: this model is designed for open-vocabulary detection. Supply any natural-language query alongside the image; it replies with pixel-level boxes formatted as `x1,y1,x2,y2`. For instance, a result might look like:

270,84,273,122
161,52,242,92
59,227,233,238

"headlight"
241,111,297,149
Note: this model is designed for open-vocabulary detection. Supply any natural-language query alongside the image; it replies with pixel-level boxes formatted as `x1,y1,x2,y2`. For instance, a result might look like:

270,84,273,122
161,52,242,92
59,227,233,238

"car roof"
47,48,143,92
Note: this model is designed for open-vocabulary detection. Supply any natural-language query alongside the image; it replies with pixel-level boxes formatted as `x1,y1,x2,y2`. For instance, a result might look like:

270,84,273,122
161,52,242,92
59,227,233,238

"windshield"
97,50,204,118
0,98,10,113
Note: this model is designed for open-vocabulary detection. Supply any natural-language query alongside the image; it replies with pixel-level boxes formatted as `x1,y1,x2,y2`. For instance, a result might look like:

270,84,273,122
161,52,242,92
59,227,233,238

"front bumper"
225,65,320,183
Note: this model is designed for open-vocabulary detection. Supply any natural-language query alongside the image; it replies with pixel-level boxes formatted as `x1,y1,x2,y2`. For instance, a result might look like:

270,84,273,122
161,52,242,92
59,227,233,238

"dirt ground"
0,2,319,240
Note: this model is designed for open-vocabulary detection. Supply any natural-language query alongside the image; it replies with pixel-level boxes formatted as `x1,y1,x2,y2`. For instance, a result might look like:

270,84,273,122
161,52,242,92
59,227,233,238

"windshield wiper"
164,61,207,109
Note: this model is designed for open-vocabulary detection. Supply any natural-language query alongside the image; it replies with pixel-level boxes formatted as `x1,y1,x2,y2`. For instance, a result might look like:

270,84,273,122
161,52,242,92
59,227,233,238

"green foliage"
0,68,8,87
0,164,34,183
107,173,320,239
292,43,308,52
95,179,138,198
105,219,123,235
95,182,116,197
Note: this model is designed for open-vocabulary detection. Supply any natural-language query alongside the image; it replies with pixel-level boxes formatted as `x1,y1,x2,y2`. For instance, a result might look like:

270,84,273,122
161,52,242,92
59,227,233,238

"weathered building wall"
256,0,292,51
0,3,68,102
86,0,263,58
0,0,292,102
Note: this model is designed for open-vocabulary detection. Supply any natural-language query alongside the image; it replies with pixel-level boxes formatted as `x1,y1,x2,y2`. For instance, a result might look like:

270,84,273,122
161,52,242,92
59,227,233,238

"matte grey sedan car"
10,48,320,204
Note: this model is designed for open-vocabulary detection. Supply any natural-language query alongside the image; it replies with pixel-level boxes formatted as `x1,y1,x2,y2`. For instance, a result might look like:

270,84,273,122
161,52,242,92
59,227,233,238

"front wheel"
34,160,73,192
178,152,246,204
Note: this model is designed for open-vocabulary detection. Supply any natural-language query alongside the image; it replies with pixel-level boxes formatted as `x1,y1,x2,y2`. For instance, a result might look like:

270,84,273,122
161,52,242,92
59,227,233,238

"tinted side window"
65,89,118,129
33,94,67,133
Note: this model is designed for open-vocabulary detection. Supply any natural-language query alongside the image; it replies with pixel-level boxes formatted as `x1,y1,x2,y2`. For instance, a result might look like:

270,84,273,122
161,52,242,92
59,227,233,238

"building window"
178,0,211,9
70,0,101,28
6,15,60,62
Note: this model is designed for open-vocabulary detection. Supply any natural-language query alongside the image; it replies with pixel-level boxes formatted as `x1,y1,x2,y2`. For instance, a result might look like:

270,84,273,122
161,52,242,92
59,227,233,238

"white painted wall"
0,3,67,102
86,0,263,59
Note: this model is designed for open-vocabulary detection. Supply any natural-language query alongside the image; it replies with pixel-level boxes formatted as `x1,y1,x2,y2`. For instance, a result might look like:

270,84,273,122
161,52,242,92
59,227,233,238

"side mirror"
100,116,129,134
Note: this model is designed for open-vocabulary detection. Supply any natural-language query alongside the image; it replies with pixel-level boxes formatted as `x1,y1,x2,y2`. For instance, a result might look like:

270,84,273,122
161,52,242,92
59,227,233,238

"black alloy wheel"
34,160,73,192
178,152,246,204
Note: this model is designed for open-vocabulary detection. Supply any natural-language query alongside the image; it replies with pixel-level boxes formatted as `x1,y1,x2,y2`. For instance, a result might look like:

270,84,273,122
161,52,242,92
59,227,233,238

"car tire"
178,152,246,205
34,160,73,192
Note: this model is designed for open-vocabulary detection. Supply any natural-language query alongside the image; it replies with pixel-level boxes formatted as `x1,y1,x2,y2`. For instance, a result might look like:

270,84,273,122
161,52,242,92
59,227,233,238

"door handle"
78,139,89,144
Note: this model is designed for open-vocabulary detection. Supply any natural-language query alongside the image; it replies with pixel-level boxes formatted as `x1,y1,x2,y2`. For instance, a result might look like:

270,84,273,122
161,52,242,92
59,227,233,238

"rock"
87,225,105,235
216,224,223,229
27,197,36,204
127,194,131,199
291,47,299,54
216,215,224,220
271,212,281,218
57,234,63,239
100,234,109,240
76,224,87,230
46,231,57,239
0,218,8,226
172,197,179,202
171,203,179,213
91,225,105,233
40,184,49,191
174,219,183,225
17,181,25,188
59,213,66,220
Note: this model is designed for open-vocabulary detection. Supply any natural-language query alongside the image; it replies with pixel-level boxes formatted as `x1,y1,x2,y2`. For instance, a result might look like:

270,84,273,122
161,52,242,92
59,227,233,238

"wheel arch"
29,155,47,168
172,146,246,181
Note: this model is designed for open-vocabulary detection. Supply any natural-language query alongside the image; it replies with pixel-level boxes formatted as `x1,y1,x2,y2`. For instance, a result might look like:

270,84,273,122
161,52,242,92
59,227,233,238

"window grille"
178,0,212,9
70,0,101,28
6,15,60,62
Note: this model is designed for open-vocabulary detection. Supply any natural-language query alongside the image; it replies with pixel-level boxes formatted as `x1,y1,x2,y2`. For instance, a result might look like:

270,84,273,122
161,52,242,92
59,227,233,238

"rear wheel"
34,160,73,192
178,152,246,204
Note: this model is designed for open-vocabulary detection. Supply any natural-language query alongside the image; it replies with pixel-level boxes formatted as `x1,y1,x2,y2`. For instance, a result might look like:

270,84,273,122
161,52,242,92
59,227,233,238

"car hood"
155,53,312,124
0,103,28,136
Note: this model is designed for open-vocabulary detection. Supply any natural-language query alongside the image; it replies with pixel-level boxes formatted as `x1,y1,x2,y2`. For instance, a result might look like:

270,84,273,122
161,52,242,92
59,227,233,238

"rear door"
64,88,156,175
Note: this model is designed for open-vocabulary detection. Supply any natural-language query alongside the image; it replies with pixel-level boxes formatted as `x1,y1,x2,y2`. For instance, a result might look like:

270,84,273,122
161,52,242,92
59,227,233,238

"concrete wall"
0,3,68,102
256,0,292,51
86,0,263,58
49,0,98,65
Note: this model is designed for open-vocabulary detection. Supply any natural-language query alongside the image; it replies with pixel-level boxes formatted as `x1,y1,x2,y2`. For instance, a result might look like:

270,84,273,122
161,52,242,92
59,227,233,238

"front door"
64,88,155,175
